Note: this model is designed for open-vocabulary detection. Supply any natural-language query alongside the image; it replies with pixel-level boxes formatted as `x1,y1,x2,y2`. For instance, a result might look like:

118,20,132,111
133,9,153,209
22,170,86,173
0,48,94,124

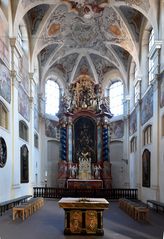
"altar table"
67,179,103,189
58,197,109,235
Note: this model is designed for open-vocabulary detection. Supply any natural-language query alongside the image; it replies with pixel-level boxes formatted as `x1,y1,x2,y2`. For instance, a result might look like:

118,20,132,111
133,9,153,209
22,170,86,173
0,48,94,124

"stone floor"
0,199,164,239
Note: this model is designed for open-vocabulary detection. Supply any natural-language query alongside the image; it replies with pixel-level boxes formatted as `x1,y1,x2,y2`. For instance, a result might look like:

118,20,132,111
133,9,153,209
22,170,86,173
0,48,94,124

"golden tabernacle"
58,197,109,235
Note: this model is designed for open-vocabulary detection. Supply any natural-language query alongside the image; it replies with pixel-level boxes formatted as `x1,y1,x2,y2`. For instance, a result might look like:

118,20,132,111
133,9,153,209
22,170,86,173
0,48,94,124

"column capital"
10,38,16,47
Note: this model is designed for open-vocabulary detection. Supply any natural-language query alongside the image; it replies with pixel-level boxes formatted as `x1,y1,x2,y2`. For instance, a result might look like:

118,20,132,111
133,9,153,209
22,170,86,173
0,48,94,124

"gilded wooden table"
58,197,109,235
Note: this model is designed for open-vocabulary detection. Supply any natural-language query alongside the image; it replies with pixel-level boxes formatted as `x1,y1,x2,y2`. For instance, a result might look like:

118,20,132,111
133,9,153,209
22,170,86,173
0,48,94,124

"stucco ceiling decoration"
62,0,108,19
19,0,150,85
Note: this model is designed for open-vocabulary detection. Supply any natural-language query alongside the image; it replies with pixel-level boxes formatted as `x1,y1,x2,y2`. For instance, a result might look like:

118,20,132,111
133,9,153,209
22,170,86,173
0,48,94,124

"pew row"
12,197,44,221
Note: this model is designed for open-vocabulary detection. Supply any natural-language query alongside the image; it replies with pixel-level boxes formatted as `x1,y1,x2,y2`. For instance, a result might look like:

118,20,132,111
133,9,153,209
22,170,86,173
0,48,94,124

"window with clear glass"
19,120,28,142
45,80,60,116
143,125,152,145
130,136,137,153
109,81,123,116
0,102,8,129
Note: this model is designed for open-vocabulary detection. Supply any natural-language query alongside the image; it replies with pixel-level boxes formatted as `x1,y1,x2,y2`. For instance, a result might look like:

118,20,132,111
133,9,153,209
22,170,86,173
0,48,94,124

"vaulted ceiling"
9,0,157,87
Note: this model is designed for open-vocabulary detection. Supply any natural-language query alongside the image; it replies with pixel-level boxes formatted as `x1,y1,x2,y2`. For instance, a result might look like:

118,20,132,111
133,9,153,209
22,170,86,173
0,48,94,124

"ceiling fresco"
16,0,152,84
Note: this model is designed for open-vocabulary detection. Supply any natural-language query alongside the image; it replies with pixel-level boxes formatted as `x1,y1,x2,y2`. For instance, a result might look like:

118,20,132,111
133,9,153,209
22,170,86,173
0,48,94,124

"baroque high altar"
57,74,112,189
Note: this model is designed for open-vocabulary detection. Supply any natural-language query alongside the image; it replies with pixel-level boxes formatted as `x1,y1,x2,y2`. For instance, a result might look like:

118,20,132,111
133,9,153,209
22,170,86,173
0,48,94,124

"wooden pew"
0,195,32,216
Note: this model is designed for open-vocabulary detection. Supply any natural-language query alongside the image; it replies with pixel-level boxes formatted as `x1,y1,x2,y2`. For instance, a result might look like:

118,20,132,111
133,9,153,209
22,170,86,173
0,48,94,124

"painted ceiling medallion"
71,20,97,45
48,23,61,36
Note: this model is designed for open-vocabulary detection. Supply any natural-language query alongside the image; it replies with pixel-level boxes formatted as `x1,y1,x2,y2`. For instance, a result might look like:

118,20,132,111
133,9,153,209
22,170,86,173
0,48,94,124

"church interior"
0,0,164,237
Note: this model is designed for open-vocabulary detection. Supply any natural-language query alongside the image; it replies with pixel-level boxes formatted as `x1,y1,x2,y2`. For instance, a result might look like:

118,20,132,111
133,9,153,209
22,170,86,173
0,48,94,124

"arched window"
143,125,152,146
109,81,123,116
45,79,60,116
0,101,8,129
142,149,151,187
20,144,29,183
148,28,155,84
130,136,137,153
19,120,28,142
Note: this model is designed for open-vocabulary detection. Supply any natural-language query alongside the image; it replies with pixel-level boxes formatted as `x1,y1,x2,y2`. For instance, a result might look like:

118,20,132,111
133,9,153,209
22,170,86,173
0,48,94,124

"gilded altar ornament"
86,210,98,233
70,210,82,233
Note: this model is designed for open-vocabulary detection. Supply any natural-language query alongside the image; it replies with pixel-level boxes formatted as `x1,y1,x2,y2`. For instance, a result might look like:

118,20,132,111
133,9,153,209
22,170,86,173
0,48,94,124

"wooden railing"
33,187,138,200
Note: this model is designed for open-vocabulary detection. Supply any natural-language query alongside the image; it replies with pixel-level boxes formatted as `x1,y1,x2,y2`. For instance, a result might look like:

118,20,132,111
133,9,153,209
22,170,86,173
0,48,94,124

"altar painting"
45,119,58,138
18,85,30,121
0,61,11,103
86,210,97,233
73,117,96,163
129,109,137,136
141,87,153,126
110,120,124,139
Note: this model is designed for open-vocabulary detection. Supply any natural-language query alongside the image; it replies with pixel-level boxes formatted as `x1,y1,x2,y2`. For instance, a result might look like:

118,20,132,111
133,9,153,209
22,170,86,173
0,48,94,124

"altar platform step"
0,199,163,239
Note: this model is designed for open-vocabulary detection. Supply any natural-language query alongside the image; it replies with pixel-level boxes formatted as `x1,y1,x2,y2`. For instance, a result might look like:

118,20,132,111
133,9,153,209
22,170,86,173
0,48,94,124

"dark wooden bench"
0,195,32,216
147,200,164,213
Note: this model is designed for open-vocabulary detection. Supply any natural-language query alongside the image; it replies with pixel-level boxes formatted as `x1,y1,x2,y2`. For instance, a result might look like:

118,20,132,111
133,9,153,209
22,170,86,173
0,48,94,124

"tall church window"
148,29,155,84
109,81,123,116
45,79,60,116
143,125,152,146
130,136,137,153
20,144,29,183
0,101,8,129
19,120,28,142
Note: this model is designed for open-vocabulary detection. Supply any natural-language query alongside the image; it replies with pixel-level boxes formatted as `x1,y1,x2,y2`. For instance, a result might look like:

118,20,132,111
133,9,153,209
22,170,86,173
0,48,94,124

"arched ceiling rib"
11,0,157,87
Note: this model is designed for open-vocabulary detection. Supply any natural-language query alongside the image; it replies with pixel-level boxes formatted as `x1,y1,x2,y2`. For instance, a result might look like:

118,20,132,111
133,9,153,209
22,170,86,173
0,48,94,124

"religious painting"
142,149,151,188
0,38,9,65
20,144,29,183
70,210,82,234
110,120,124,139
129,108,137,136
34,107,39,132
0,137,7,168
0,61,11,103
160,71,164,108
141,87,153,126
86,210,97,234
45,119,59,138
18,85,30,121
73,116,96,163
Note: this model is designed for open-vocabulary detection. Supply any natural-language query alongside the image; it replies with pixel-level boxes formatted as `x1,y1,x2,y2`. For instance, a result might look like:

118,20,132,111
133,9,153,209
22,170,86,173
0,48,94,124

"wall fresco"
141,87,153,126
110,120,124,139
18,85,30,121
45,119,59,138
129,108,137,136
0,61,11,103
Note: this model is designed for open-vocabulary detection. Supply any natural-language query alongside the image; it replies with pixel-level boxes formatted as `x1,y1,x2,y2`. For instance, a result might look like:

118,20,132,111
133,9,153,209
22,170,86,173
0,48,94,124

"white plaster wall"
110,141,125,188
0,127,12,202
47,140,60,187
129,152,137,188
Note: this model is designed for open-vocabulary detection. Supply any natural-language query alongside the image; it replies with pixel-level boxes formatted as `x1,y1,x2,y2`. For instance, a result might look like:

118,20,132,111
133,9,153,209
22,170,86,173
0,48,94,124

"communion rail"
33,187,138,200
